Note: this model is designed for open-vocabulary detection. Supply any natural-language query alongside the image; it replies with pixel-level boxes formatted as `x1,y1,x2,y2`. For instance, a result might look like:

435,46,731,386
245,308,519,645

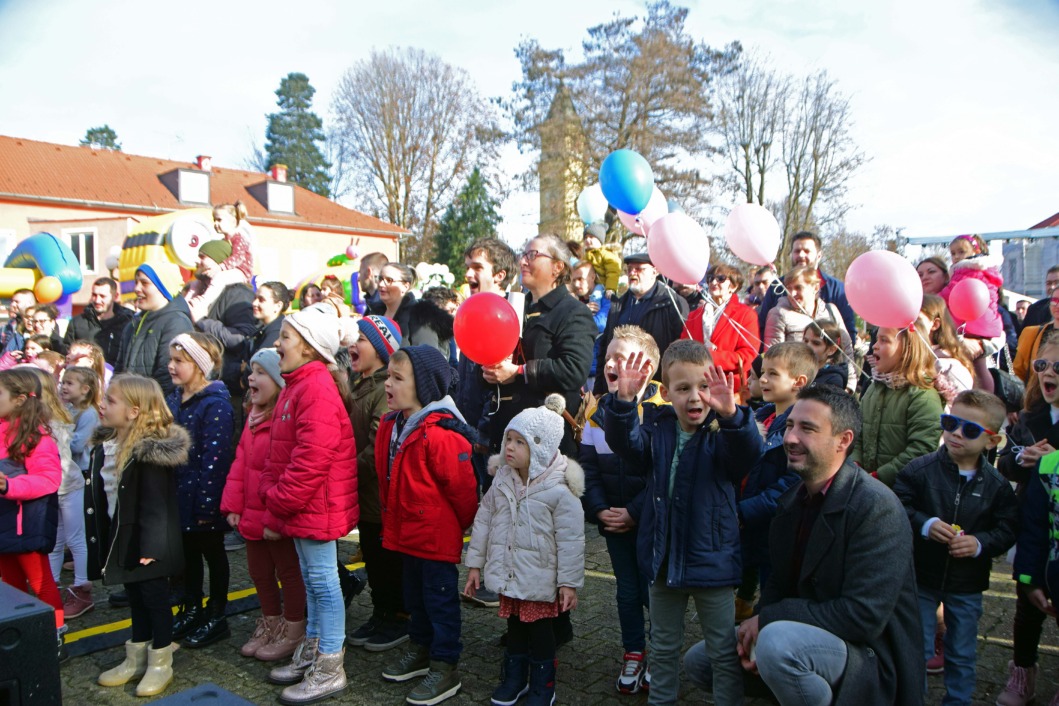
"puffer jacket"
376,397,478,563
0,425,61,554
261,360,358,541
601,398,763,588
1014,450,1059,597
167,381,235,532
939,252,1004,338
466,453,586,601
853,381,943,487
893,447,1018,593
580,384,665,533
220,414,274,541
757,268,858,343
117,296,193,395
64,303,135,365
764,295,856,390
738,405,799,572
349,367,389,524
195,282,257,397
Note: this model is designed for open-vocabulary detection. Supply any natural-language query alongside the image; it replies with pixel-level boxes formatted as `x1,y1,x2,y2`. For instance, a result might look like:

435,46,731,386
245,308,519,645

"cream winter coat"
465,453,586,602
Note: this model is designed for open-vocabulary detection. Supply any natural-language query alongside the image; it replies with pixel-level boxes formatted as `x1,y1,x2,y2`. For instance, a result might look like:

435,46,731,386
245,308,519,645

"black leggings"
182,530,229,611
359,521,404,616
506,615,556,662
127,578,172,648
1013,588,1059,667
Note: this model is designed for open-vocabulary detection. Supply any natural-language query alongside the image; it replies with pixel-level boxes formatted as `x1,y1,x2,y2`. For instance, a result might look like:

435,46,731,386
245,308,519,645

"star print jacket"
167,381,235,532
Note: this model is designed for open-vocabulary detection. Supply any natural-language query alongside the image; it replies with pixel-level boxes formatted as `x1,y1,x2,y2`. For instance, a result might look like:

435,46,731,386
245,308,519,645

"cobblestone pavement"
59,528,1059,705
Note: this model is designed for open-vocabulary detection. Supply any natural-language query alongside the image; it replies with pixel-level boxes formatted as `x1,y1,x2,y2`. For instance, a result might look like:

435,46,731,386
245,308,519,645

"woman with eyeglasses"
1013,293,1059,383
31,304,67,356
680,264,759,390
369,263,418,337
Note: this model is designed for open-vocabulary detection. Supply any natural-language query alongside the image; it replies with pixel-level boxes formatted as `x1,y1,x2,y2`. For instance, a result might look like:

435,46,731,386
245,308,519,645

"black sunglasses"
939,414,996,440
707,274,729,284
1032,359,1059,375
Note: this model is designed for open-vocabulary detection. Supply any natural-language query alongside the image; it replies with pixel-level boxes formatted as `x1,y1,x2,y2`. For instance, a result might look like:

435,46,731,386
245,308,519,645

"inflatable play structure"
0,232,84,307
117,208,222,304
292,242,366,312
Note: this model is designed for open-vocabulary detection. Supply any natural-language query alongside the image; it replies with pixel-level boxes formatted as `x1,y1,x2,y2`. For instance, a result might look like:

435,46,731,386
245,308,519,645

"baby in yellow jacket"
583,222,621,296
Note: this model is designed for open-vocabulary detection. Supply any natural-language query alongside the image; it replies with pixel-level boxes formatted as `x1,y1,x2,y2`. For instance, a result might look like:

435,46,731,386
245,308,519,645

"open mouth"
685,407,704,420
605,371,619,384
1044,381,1058,396
468,281,480,293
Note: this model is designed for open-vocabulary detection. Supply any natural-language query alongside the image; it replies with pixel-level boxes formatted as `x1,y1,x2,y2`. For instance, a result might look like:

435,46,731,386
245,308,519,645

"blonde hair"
213,201,248,224
108,374,175,472
67,340,107,384
885,317,936,390
25,367,71,425
611,325,661,373
63,366,101,411
783,265,821,290
920,294,974,374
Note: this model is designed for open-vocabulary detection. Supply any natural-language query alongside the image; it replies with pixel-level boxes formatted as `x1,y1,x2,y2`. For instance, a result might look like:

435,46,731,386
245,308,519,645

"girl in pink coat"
939,234,1004,391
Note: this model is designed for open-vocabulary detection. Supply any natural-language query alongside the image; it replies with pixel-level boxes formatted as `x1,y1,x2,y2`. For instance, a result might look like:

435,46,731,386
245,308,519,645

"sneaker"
996,660,1037,706
615,651,645,694
348,615,380,647
223,532,245,551
62,584,95,619
925,631,944,675
364,618,410,652
642,666,650,692
462,587,501,608
406,661,461,706
382,644,431,683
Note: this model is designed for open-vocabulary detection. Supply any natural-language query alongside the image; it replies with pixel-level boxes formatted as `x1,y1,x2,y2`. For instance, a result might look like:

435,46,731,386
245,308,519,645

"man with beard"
592,253,688,396
359,252,389,313
64,277,133,364
684,385,923,705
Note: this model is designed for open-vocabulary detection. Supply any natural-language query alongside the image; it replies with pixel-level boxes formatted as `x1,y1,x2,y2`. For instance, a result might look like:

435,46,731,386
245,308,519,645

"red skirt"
498,594,559,623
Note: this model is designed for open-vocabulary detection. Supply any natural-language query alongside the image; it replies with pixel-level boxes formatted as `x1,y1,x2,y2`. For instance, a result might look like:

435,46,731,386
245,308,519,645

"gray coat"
117,296,193,395
759,462,924,706
466,454,586,602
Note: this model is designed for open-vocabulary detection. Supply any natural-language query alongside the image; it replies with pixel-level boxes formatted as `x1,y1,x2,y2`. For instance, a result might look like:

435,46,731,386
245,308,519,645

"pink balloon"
845,250,923,328
723,203,781,266
948,279,990,323
617,188,667,235
647,212,710,285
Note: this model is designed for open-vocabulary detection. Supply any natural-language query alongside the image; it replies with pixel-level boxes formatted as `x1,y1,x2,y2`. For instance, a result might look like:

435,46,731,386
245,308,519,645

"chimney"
196,155,212,172
269,164,288,182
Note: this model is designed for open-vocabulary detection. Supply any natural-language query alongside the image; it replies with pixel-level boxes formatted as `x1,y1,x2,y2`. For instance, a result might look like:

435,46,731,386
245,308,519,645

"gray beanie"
505,394,566,481
250,348,285,388
584,222,607,241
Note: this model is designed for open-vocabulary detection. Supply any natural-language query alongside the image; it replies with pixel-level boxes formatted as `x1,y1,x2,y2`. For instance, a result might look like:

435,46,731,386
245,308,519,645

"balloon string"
665,286,695,341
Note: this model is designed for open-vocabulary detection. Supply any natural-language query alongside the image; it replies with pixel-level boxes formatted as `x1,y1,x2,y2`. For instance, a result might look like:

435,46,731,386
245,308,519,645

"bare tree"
331,48,503,261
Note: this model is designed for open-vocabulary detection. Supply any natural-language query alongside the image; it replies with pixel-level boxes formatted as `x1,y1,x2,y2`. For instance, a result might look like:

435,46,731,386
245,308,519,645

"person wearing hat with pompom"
117,262,192,395
465,393,586,706
376,345,479,705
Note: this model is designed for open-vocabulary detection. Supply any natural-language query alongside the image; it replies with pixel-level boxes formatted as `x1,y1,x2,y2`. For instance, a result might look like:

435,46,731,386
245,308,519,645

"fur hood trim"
951,251,1003,272
89,425,191,467
409,300,455,339
488,453,585,498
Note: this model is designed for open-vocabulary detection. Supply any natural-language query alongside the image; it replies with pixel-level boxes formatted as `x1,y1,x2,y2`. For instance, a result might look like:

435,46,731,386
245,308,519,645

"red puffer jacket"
220,415,273,541
375,402,478,563
260,361,358,540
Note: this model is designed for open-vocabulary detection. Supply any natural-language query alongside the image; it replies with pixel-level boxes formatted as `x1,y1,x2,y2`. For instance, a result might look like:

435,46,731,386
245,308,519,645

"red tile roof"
1031,212,1059,229
0,135,405,238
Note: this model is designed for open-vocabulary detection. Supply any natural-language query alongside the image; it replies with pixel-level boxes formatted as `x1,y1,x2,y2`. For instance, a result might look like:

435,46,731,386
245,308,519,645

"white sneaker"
615,651,645,694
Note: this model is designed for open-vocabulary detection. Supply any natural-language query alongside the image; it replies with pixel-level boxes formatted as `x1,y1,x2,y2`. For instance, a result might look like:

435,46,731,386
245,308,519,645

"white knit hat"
505,394,566,481
285,305,357,364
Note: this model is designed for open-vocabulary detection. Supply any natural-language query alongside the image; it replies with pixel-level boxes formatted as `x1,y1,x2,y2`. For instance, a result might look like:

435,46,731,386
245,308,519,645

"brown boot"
268,637,318,685
134,644,175,697
241,615,281,657
257,618,306,662
97,640,149,686
278,648,347,705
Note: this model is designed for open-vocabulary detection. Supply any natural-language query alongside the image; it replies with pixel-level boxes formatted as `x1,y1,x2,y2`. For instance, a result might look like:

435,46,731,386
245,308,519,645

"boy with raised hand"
893,389,1018,706
581,325,665,694
601,339,763,706
736,342,818,621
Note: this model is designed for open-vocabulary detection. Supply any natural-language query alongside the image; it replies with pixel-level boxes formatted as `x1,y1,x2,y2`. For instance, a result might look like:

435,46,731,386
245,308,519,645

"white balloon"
723,203,781,266
577,183,609,225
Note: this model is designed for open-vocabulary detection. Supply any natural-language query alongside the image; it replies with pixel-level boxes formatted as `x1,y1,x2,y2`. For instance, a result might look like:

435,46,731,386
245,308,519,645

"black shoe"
107,589,129,608
171,603,206,641
347,615,381,647
338,564,366,608
363,618,409,652
183,615,230,648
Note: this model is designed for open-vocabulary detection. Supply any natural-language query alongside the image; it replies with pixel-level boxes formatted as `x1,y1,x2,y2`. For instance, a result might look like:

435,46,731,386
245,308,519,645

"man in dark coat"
1020,264,1059,328
592,252,689,396
64,277,133,364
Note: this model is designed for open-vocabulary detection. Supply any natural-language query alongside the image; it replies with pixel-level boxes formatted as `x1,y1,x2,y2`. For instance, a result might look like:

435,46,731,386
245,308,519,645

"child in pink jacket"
940,234,1004,391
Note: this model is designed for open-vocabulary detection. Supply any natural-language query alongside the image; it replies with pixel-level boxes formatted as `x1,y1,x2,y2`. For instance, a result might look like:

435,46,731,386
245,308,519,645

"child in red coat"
376,345,479,706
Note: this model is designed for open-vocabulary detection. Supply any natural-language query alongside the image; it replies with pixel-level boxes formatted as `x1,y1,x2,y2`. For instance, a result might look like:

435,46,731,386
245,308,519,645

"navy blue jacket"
0,459,58,554
738,405,799,572
758,269,857,343
601,396,763,589
1014,451,1059,595
166,381,235,532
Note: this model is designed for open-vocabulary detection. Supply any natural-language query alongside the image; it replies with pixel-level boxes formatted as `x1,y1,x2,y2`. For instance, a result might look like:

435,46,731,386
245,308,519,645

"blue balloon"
599,149,654,215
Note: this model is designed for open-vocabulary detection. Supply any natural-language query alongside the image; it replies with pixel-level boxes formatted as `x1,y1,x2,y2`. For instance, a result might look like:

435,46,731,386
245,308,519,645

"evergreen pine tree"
80,125,121,151
264,73,332,197
433,168,501,273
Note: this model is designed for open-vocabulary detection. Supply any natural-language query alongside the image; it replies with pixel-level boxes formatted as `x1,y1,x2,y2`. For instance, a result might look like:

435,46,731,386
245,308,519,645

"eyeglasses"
625,265,651,274
707,274,730,284
1032,359,1059,375
939,414,996,440
519,250,555,263
379,276,406,286
31,318,51,326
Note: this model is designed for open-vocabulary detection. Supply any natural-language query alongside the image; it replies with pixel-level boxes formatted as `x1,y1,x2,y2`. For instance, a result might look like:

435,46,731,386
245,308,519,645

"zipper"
101,477,123,578
940,476,967,590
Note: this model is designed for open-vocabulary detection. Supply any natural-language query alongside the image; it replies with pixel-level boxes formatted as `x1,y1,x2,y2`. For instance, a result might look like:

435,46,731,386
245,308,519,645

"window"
0,229,14,262
65,229,97,273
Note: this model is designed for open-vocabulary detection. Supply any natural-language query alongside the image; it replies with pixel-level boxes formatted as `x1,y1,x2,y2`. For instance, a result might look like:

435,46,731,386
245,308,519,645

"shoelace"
621,658,643,678
419,669,444,688
1008,667,1029,695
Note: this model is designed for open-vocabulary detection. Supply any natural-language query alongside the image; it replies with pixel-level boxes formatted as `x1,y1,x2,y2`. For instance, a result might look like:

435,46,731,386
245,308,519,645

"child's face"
802,328,837,365
603,339,653,395
942,402,1000,461
746,367,763,400
1036,345,1059,405
759,359,801,404
503,430,531,472
661,361,711,433
276,322,315,373
583,234,602,251
213,210,237,236
24,341,43,359
101,387,137,429
872,328,903,374
168,348,202,390
247,362,281,409
0,385,22,419
385,357,420,415
352,337,382,374
59,374,89,406
949,239,975,264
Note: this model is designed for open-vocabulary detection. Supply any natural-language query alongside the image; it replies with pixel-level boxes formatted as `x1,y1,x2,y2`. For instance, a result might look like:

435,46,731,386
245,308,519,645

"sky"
1,0,1057,246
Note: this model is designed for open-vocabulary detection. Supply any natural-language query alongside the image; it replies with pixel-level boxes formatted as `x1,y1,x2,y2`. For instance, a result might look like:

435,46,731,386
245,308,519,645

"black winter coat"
117,296,194,395
369,292,417,341
406,300,455,363
998,405,1059,485
195,283,257,398
64,303,134,365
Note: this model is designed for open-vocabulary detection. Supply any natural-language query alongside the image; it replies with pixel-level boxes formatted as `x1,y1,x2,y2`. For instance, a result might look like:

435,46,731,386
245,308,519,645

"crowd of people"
0,203,1058,706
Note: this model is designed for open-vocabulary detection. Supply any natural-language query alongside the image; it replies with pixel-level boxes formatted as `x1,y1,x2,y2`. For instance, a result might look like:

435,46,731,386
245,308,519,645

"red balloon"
454,293,520,366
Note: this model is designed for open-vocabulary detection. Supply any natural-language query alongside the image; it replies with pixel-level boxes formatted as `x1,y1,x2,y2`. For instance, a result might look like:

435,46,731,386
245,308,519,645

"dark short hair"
92,277,118,295
1048,264,1059,277
791,231,822,251
259,281,292,309
465,238,516,289
659,339,713,386
795,384,862,452
33,304,58,321
422,286,459,307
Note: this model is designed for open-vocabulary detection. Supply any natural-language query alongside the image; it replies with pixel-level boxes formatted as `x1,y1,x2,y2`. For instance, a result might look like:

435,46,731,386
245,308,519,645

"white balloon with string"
616,188,668,237
724,203,781,266
576,183,609,225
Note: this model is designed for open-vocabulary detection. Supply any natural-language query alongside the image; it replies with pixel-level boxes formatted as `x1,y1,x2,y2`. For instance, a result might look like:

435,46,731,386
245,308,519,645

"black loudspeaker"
153,683,256,705
0,581,61,705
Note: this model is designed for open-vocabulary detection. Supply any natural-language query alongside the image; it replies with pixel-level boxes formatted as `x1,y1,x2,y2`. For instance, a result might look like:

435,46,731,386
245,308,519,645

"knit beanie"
505,394,566,480
285,306,357,365
401,345,456,407
357,315,402,364
584,222,607,241
250,348,285,388
199,238,233,264
136,262,184,301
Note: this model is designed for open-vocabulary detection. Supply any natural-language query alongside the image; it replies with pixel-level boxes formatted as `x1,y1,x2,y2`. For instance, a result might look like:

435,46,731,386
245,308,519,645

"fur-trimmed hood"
488,453,585,498
408,299,455,340
89,425,191,468
951,251,1003,274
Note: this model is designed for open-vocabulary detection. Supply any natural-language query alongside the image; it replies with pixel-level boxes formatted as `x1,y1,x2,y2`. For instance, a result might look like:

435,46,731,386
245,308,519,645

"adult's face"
133,271,168,312
378,265,411,308
9,292,34,318
570,265,596,299
253,286,284,323
359,262,379,294
1046,271,1059,298
196,253,221,280
1016,301,1029,319
30,311,56,336
783,398,850,481
519,238,563,293
90,284,114,314
917,261,948,295
625,262,658,298
707,272,736,304
1050,296,1059,326
751,273,771,300
790,238,821,269
465,251,505,296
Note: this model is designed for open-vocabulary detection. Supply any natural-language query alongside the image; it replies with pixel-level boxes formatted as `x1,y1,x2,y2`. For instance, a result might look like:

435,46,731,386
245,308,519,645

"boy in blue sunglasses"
893,389,1018,706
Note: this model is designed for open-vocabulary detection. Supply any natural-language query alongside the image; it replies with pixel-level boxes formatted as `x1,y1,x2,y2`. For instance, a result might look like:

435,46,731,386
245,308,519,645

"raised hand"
616,351,651,403
703,364,738,419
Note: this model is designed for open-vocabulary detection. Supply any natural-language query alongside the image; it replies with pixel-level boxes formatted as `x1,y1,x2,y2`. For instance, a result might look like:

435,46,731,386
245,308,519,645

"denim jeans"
648,582,742,705
403,554,461,664
293,538,345,653
918,587,983,706
604,532,649,652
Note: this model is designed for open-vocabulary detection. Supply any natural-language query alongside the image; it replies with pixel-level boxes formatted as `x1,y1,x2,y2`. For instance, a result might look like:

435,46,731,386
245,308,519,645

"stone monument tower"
538,84,587,240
